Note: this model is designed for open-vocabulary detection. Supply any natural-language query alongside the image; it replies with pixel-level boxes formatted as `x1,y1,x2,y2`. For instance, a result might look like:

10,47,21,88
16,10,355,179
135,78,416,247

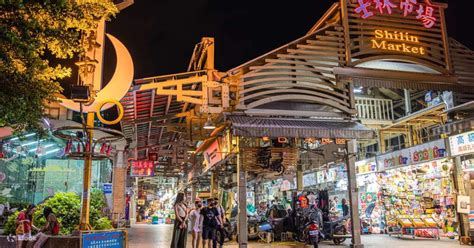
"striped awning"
227,116,375,139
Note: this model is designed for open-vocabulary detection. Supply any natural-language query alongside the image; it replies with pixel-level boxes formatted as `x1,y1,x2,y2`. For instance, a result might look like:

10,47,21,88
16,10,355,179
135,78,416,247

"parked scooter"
320,215,351,245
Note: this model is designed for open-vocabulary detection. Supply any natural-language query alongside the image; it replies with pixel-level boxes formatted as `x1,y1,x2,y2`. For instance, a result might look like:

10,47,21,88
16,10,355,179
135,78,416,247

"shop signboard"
377,139,447,170
130,160,154,177
354,0,438,29
449,131,474,156
355,157,377,174
203,140,222,170
458,195,470,214
82,230,125,248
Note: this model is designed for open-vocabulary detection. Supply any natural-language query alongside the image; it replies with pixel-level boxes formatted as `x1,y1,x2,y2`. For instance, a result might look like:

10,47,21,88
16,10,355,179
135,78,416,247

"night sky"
104,0,474,80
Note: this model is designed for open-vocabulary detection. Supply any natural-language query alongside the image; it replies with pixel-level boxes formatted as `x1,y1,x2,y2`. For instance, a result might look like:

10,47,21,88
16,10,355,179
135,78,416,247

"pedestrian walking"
200,199,222,248
170,192,188,248
189,199,203,248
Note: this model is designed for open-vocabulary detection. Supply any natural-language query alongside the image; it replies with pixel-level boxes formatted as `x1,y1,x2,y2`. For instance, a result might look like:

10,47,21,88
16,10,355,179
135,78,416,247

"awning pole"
346,139,364,248
236,137,248,247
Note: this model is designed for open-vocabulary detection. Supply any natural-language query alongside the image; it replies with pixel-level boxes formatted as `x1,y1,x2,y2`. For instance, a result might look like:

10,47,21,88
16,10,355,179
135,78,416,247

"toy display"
379,160,454,239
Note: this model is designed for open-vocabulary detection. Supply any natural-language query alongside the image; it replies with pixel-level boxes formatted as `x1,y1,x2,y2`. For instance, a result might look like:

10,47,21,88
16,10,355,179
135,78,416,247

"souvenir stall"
356,158,383,234
377,139,453,239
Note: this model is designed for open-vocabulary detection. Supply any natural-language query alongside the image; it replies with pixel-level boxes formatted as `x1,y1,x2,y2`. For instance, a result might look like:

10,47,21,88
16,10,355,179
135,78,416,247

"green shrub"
3,189,112,235
4,211,19,235
93,217,113,230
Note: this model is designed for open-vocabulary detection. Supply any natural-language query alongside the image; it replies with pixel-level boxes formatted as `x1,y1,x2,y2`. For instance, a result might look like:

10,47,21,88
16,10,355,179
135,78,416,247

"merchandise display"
379,159,454,239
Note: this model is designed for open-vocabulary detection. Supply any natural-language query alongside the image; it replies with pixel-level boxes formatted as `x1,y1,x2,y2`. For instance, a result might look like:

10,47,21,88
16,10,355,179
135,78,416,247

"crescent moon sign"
59,33,134,112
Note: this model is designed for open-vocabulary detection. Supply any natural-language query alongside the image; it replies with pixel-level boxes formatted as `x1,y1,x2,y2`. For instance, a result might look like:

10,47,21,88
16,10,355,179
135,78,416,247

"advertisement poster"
450,131,474,156
303,173,317,187
316,170,326,184
82,231,124,248
458,195,470,214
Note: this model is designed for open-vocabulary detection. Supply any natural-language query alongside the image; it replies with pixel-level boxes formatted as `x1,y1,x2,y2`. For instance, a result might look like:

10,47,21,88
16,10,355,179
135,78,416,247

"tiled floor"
128,224,463,248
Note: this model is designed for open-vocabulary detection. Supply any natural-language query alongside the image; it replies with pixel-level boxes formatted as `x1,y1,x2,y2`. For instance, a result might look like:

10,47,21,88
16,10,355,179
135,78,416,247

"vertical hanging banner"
203,140,222,171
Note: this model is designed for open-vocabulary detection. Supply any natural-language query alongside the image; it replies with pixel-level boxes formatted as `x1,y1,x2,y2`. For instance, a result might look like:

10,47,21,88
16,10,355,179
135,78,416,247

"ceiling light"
203,117,216,130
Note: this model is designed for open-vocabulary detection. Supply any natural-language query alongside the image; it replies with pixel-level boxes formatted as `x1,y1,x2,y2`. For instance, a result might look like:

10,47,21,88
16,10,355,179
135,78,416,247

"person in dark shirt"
342,198,349,217
200,199,222,248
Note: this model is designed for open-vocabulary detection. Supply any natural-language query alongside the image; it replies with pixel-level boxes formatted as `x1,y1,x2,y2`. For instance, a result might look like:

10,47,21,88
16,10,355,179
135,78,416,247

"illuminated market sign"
372,30,425,55
130,160,155,177
355,0,438,28
449,131,474,156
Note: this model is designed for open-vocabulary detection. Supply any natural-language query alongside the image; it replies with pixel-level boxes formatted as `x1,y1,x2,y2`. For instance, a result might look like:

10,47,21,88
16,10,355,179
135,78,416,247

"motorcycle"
216,218,236,243
320,215,351,245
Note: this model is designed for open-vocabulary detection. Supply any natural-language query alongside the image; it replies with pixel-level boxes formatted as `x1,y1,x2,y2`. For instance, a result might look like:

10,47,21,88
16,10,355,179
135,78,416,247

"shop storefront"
449,130,474,239
376,139,455,239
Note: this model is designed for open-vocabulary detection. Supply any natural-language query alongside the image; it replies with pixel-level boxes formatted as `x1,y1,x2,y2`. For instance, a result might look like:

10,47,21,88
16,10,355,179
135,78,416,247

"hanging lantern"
85,142,90,153
106,143,112,156
100,143,107,154
65,140,72,154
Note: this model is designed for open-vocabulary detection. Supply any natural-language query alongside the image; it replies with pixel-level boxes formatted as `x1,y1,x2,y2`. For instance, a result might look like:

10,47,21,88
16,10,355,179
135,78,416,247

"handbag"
16,222,25,235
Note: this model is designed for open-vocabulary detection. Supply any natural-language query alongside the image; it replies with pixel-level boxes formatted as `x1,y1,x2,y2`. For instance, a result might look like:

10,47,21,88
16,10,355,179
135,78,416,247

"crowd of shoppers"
170,193,226,248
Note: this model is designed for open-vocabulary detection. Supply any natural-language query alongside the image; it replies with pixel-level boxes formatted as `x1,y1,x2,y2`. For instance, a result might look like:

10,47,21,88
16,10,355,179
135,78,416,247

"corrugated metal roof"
227,115,375,139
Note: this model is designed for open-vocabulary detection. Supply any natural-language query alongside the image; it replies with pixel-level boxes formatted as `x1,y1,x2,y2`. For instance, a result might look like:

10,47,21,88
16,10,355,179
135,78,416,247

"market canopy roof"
227,115,375,139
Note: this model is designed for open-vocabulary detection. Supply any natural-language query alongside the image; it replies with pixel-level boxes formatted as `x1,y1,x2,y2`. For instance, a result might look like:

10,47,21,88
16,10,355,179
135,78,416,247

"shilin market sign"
355,0,438,29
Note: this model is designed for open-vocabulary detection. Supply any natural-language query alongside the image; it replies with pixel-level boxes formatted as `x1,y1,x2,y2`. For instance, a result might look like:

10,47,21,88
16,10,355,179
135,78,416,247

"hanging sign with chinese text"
130,160,155,177
355,0,438,28
449,131,474,156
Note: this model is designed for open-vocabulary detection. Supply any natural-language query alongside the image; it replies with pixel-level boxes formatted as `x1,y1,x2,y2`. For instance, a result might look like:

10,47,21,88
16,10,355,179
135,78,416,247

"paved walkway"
128,224,463,248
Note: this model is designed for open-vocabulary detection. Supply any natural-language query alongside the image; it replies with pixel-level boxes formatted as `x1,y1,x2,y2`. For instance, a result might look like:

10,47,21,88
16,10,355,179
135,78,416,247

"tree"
0,0,117,132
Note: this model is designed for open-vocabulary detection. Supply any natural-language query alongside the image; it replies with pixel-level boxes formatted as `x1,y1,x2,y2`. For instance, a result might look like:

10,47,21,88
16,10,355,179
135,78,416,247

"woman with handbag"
170,192,188,248
16,204,37,248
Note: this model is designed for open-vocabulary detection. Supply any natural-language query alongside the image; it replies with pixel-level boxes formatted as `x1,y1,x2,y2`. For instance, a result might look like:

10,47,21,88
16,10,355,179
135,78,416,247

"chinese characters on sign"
130,160,154,177
82,231,124,248
449,131,474,156
355,0,437,28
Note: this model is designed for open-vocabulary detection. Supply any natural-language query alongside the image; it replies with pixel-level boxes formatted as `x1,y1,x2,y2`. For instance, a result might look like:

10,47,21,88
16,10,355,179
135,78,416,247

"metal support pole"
297,163,304,191
454,156,470,238
346,139,363,248
191,184,197,203
404,89,412,115
211,171,219,198
236,137,248,248
80,112,95,230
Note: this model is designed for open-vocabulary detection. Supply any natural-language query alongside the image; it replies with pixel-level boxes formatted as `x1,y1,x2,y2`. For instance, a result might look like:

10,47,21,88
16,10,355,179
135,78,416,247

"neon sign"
371,30,425,55
355,0,437,28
